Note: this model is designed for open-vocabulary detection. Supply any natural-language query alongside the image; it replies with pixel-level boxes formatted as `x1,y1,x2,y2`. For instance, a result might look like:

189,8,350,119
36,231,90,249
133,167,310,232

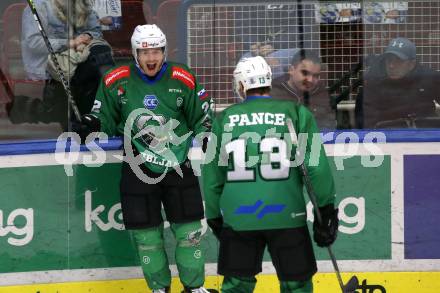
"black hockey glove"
207,217,223,240
313,204,339,247
73,114,101,144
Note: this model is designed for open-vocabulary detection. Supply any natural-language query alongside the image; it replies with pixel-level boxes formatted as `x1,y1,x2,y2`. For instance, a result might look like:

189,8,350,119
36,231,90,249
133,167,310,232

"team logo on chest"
176,96,183,108
143,95,159,110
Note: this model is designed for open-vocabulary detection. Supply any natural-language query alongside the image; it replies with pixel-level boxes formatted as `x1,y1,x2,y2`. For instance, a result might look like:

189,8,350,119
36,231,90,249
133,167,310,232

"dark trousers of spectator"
7,45,114,131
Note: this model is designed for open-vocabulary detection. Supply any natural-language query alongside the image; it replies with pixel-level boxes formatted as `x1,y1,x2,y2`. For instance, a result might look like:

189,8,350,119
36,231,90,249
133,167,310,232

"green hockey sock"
280,279,313,293
133,227,171,290
171,221,205,288
221,276,257,293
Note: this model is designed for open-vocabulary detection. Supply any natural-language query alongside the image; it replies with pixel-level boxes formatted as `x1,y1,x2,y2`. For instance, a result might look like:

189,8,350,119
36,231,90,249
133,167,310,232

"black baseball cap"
384,37,416,60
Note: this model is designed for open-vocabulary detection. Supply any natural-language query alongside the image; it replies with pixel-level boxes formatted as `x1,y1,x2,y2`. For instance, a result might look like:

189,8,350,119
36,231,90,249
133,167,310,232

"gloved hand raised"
313,204,339,247
72,114,101,144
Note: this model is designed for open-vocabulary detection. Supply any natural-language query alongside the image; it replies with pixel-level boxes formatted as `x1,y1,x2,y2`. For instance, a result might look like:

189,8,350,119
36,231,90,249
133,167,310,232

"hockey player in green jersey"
202,56,339,293
76,24,213,293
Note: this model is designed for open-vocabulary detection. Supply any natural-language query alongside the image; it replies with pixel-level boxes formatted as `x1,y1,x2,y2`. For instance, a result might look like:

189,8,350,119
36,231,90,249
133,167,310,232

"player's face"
137,48,165,77
385,55,415,80
289,60,321,92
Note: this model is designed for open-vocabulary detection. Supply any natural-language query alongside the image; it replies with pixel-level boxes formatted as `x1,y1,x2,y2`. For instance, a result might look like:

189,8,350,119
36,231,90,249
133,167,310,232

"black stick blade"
343,276,359,293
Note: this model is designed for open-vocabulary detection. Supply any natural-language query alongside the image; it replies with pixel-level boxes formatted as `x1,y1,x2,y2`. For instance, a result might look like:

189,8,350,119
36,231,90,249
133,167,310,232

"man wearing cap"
356,37,440,128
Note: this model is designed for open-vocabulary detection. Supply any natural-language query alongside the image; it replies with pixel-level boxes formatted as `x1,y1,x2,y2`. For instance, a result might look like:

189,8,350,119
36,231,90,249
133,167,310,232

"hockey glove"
207,217,223,240
73,114,101,144
313,204,339,247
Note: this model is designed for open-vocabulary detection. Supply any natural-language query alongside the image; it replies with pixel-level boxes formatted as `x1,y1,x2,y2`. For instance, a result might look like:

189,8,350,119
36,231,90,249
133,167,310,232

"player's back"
214,97,312,231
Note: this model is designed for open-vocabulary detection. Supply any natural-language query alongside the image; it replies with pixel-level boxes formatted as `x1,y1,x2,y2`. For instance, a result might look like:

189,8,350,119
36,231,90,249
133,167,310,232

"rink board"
1,272,440,292
1,132,440,292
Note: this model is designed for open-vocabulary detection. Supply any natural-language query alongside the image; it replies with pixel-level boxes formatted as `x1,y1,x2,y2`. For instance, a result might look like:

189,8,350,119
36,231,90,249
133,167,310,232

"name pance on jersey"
228,112,285,127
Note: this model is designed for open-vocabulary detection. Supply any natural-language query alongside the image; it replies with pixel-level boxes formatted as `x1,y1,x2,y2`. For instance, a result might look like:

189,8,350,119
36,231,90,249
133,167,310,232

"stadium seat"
103,0,152,58
1,3,43,104
155,0,181,60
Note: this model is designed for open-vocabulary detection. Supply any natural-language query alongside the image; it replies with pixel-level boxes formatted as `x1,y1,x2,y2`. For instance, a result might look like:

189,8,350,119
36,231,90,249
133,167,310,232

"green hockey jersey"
202,96,335,231
91,61,213,173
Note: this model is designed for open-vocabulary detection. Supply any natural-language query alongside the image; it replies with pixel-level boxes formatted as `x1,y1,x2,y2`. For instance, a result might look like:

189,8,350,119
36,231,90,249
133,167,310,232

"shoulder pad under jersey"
104,66,130,87
171,66,195,89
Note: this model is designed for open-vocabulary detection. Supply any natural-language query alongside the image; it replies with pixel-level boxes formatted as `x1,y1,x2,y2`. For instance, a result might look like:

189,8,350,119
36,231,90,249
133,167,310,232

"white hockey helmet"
131,24,167,63
233,56,272,99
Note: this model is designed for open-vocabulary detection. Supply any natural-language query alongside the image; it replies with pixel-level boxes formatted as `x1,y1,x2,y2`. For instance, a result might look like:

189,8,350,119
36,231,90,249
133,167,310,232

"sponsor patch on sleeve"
104,66,130,87
171,67,195,89
197,88,209,100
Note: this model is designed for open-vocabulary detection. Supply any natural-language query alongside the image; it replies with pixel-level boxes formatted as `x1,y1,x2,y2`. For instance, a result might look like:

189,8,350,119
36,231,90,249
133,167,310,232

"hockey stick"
292,1,357,276
286,118,359,293
25,0,82,122
294,4,357,290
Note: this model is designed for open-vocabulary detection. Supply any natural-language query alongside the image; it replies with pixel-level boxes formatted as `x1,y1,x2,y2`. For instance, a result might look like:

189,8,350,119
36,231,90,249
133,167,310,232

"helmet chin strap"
237,83,246,101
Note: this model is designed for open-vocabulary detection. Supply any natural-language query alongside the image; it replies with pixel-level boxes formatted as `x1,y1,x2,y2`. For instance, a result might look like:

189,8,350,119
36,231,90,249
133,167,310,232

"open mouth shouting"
137,48,165,77
145,63,159,75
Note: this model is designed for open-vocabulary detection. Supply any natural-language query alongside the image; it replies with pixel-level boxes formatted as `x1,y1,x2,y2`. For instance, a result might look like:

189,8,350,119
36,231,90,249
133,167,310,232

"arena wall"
1,130,439,292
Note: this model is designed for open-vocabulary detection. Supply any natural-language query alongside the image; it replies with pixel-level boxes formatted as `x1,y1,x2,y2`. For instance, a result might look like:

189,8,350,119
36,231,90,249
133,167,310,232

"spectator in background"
7,0,114,130
357,37,440,128
271,50,335,129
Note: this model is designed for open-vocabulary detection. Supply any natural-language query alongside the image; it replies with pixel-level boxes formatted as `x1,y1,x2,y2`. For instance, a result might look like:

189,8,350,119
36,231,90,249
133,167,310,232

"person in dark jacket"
357,37,440,128
271,49,335,129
